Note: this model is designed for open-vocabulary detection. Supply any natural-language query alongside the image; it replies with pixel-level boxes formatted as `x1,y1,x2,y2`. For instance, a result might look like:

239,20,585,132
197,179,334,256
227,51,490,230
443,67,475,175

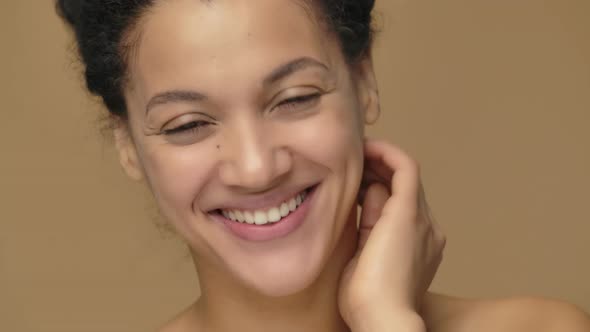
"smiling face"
116,0,379,296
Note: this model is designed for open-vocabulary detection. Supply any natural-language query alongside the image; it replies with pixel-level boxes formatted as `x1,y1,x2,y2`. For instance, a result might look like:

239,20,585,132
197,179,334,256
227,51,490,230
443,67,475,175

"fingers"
353,138,446,312
358,182,390,250
417,183,446,247
363,139,421,210
361,138,445,247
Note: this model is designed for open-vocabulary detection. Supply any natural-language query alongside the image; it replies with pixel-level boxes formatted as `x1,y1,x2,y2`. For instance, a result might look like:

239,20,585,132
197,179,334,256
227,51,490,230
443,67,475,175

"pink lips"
210,186,316,242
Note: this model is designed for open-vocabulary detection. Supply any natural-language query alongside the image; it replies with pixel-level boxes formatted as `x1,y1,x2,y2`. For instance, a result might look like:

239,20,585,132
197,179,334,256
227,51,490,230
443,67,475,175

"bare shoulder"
422,292,590,332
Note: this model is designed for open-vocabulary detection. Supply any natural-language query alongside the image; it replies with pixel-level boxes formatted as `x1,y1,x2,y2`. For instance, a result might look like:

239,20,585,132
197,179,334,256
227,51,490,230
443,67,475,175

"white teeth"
288,198,297,211
220,189,309,225
279,203,289,217
244,211,255,224
254,211,267,225
235,210,245,222
267,207,281,222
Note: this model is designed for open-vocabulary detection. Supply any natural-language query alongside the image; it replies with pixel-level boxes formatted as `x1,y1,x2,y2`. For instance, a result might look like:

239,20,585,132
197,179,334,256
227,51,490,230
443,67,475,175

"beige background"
1,0,589,331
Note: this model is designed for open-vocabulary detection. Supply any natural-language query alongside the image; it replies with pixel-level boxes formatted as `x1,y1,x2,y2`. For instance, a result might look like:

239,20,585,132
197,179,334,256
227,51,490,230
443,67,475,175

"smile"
211,185,318,242
219,189,308,226
219,188,311,225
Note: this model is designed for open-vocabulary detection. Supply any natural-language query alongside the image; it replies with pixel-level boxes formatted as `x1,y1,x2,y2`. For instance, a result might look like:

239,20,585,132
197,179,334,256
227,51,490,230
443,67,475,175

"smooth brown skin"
109,0,590,331
163,294,590,332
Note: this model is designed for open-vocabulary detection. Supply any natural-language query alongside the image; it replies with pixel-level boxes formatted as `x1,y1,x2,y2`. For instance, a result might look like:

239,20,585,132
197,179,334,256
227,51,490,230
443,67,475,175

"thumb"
358,182,390,251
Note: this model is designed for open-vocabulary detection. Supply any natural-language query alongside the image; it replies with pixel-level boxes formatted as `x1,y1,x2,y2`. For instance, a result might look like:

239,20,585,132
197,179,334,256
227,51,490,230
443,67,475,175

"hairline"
114,0,368,121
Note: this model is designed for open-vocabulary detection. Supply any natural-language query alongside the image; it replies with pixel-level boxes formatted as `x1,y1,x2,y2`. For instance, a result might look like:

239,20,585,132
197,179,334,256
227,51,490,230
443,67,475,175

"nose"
218,120,293,191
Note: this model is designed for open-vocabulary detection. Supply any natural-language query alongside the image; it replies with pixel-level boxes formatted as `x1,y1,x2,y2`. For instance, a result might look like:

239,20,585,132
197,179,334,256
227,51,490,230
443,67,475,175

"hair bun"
55,0,83,28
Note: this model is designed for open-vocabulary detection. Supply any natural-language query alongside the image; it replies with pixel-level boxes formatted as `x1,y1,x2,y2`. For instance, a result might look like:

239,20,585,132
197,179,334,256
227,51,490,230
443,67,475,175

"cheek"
140,144,217,219
292,96,365,170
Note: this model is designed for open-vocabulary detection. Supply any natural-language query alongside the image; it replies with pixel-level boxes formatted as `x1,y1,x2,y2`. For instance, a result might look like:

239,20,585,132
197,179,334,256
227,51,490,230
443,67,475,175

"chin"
242,260,324,297
193,176,359,298
234,223,349,298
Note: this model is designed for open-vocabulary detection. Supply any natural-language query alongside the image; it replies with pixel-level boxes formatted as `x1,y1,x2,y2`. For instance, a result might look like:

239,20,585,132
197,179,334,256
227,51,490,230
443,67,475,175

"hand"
338,139,446,331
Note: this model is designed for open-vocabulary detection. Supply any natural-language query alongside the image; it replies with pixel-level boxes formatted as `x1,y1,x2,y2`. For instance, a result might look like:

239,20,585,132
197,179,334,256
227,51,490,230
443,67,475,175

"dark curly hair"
56,0,376,119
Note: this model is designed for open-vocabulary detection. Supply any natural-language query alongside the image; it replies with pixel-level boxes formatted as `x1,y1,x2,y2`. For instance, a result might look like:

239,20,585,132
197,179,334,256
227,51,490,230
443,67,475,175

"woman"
55,0,590,331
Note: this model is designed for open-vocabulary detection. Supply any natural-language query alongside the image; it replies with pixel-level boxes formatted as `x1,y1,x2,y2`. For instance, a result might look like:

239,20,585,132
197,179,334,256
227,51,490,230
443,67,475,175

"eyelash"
275,93,321,111
163,120,210,136
163,93,321,136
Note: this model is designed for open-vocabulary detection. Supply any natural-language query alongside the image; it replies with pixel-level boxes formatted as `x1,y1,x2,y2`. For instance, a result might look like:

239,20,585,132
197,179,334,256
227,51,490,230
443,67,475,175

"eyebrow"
263,56,329,87
145,90,206,115
145,56,329,115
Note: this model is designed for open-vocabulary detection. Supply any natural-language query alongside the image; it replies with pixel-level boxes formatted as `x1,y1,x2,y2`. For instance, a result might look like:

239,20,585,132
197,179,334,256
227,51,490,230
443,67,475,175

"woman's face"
119,0,378,296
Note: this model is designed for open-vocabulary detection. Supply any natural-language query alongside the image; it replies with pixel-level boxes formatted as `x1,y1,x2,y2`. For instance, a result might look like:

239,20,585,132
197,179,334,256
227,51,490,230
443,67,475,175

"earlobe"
113,124,144,181
356,57,381,125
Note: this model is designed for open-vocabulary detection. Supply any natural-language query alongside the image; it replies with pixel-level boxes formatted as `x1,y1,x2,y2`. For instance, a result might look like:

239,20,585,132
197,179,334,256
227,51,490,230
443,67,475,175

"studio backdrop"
1,0,588,331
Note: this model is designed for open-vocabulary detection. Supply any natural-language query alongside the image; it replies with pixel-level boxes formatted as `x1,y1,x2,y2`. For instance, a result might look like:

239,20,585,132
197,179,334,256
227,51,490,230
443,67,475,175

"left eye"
274,93,321,112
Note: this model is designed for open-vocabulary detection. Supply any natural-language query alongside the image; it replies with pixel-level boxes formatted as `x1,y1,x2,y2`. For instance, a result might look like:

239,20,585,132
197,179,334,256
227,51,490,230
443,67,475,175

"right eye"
163,120,210,136
160,120,215,145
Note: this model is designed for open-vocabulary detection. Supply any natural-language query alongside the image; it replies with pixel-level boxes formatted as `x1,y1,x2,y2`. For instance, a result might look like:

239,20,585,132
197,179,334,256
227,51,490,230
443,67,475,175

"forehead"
130,0,339,98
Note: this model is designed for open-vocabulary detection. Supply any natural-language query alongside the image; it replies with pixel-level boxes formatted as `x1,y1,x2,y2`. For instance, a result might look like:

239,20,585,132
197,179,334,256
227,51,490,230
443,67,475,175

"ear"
354,56,380,125
113,123,144,181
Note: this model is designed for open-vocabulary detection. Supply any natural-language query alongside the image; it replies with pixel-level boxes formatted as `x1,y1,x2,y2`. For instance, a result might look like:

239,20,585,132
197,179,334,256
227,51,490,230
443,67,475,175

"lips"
209,185,318,241
207,183,316,214
219,189,309,226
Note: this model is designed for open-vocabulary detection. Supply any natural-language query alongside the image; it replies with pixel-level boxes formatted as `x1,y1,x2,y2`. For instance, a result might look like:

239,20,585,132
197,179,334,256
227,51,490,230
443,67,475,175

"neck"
192,209,359,332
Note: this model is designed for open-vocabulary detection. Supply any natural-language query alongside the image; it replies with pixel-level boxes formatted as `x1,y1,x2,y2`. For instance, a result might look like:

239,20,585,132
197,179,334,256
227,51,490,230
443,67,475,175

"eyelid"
160,119,217,146
162,120,210,135
160,111,215,130
278,92,321,105
272,91,322,114
271,85,321,103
